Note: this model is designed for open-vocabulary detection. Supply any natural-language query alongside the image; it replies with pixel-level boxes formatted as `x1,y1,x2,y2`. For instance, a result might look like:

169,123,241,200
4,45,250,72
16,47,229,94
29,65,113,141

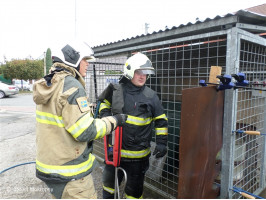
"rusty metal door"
178,86,224,199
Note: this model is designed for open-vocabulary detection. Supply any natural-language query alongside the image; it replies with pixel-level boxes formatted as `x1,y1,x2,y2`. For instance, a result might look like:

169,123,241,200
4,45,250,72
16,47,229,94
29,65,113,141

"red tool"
104,126,127,199
104,126,123,167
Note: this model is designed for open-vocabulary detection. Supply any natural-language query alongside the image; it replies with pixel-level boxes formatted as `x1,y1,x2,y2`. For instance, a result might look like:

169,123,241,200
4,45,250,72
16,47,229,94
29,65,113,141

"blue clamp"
216,75,235,90
199,80,207,87
216,75,232,84
200,74,266,92
218,82,235,90
232,73,249,87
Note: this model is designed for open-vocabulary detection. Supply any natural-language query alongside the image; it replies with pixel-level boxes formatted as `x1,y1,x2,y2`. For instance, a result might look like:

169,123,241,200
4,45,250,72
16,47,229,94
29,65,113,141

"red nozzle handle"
104,126,123,167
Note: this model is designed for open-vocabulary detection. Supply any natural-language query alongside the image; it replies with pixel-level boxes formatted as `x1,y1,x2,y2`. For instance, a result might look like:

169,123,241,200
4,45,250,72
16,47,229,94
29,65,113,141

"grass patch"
19,90,32,94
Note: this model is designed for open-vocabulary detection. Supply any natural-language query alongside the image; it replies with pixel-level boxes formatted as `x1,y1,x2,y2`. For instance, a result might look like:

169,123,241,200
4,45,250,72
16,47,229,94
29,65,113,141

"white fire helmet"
52,40,95,68
123,52,155,80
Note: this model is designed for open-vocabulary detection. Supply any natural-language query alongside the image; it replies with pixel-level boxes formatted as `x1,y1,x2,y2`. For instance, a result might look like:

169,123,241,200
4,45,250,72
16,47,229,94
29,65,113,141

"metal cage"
85,27,266,198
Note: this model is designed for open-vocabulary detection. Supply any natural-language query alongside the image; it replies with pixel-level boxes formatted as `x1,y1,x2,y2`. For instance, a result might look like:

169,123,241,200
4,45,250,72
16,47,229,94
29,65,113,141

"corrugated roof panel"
245,3,266,15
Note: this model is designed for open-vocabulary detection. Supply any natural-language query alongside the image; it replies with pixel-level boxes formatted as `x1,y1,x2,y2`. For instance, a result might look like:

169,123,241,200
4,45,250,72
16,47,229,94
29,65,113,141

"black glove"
113,114,128,126
153,143,167,158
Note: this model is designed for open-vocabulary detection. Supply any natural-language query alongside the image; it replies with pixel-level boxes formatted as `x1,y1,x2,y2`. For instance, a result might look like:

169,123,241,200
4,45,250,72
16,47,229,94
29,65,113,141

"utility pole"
145,23,149,34
44,52,46,76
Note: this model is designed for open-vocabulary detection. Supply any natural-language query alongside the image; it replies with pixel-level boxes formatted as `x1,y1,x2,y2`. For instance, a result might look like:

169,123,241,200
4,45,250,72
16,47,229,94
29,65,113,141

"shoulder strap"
112,83,124,114
98,83,125,114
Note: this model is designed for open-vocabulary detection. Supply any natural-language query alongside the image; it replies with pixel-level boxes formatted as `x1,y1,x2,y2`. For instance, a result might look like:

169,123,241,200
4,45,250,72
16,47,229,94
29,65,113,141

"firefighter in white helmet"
99,52,168,199
33,40,127,199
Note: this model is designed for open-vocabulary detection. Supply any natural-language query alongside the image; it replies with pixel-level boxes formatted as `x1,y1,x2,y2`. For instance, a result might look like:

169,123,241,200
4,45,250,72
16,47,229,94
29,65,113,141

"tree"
2,59,44,84
45,48,53,75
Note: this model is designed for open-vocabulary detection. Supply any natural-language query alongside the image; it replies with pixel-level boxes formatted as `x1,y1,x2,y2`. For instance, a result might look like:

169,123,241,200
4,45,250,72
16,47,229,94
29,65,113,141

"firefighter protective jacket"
99,80,168,161
33,63,116,183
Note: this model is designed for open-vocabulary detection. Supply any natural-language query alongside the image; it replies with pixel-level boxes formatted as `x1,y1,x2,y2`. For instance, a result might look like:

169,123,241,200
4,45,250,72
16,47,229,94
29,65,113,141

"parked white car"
0,81,19,99
14,80,31,91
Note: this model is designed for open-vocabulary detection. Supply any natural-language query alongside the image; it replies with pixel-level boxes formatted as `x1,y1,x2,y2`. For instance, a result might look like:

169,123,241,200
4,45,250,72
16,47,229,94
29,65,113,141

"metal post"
261,101,266,189
114,167,119,199
93,64,98,100
220,27,240,199
145,23,149,35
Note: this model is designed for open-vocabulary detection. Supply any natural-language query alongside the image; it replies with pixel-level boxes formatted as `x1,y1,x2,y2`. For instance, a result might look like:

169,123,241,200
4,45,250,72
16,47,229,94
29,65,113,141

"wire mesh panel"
84,56,126,160
86,33,228,198
232,37,266,199
135,36,227,198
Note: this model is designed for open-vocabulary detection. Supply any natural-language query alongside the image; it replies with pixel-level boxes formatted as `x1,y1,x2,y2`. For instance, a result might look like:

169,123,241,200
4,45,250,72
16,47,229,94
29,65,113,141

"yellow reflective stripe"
103,99,111,106
103,184,114,194
126,115,152,126
67,113,94,139
94,119,107,139
153,114,168,121
99,99,111,113
121,148,151,158
36,154,95,177
125,193,143,199
155,127,168,135
99,104,110,113
36,110,64,127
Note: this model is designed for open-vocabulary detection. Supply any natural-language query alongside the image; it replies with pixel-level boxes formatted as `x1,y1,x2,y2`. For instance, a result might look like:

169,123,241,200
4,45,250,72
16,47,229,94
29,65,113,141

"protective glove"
113,114,128,126
153,143,167,158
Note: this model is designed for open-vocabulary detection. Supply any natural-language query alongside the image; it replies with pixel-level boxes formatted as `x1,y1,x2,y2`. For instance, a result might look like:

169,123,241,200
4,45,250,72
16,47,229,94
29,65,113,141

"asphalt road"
0,93,35,107
0,94,35,141
0,93,51,199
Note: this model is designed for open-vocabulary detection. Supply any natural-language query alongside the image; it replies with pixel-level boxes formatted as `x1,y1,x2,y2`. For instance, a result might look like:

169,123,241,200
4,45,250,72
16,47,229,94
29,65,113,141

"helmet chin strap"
76,63,80,72
74,63,81,79
119,76,130,84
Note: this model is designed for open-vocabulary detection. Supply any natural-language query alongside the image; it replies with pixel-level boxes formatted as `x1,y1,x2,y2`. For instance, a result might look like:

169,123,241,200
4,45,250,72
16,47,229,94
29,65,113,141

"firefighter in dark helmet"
33,40,127,199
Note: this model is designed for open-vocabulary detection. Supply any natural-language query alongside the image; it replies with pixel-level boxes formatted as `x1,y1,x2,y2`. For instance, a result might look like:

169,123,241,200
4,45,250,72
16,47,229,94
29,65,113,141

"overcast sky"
0,0,265,62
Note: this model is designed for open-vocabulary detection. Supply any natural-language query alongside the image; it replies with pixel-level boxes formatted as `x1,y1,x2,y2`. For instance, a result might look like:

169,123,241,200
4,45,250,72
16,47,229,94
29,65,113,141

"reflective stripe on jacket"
121,148,151,159
36,152,95,178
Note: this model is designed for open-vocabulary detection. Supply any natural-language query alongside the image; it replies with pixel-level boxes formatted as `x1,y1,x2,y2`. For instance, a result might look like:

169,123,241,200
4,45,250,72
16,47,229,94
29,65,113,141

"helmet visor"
135,69,155,75
83,56,96,62
141,69,155,75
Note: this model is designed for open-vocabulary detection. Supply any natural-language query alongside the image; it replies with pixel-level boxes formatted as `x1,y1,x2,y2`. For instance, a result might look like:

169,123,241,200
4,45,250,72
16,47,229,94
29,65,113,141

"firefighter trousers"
48,174,97,199
102,159,149,199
